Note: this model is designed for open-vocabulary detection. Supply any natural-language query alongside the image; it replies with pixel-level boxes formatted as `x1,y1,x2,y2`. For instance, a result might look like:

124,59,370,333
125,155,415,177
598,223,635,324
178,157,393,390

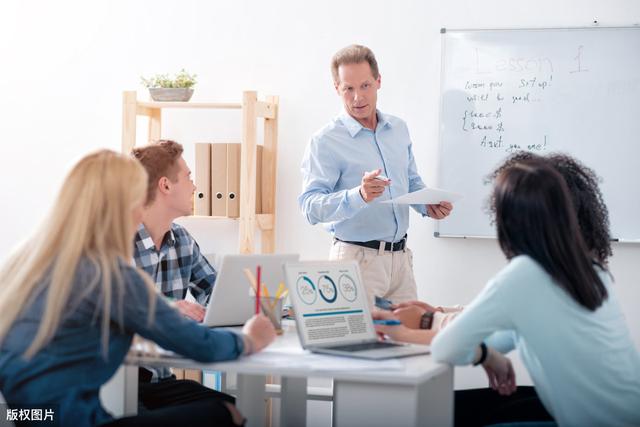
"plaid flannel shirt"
133,223,217,381
133,223,216,305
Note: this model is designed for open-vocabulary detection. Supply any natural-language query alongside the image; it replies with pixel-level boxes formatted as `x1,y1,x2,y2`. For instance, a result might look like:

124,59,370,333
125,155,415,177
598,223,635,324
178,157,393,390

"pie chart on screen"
317,275,337,303
296,276,317,305
338,274,357,302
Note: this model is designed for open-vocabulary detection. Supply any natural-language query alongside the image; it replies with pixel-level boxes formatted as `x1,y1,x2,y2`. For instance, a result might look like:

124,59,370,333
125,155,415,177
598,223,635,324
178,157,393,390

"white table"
114,322,453,427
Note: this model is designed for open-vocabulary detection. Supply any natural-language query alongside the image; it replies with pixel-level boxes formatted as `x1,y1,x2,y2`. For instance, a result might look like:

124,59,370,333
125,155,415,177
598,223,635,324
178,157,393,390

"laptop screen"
204,254,299,327
284,261,376,347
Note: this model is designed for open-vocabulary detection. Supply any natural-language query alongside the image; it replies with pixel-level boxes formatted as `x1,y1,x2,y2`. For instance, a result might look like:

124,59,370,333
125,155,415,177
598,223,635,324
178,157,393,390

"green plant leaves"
140,69,197,88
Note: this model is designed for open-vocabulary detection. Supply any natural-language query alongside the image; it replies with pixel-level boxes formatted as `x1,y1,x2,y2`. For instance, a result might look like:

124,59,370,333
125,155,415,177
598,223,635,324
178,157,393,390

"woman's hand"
392,305,425,329
392,300,440,313
482,348,517,396
372,309,436,344
242,314,277,353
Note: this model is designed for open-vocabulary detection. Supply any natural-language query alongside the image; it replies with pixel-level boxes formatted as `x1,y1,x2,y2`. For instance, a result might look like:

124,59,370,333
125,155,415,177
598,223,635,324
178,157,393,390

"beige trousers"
329,240,418,307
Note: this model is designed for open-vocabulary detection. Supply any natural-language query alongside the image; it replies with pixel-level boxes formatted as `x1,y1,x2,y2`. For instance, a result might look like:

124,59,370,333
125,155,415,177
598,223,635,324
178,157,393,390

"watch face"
420,312,434,330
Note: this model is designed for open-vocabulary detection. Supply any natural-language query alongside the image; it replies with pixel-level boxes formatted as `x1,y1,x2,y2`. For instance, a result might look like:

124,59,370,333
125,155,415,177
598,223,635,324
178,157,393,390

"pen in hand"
373,319,402,326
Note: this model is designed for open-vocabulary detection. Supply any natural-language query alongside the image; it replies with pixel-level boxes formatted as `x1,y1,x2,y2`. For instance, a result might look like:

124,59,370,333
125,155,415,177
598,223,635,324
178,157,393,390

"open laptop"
284,260,430,359
203,254,299,327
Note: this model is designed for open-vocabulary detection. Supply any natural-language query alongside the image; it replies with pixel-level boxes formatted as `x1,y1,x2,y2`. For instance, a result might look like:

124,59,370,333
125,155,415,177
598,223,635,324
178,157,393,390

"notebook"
203,254,299,327
284,260,430,360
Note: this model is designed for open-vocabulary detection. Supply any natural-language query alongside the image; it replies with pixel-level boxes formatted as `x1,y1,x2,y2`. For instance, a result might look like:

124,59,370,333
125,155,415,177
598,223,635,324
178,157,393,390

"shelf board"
137,101,243,110
187,215,237,220
184,214,273,231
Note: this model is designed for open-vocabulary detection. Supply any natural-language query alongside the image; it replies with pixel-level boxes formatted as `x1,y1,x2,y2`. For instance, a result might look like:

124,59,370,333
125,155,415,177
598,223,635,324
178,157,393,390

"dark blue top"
0,259,243,427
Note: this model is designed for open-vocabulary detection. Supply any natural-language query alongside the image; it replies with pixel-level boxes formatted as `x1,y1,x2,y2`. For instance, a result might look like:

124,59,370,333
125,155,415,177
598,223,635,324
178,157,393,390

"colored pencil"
255,265,262,315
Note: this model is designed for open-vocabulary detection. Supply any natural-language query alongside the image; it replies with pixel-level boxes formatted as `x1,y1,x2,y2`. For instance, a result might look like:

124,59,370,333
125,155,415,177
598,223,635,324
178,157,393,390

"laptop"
284,260,430,360
203,253,299,327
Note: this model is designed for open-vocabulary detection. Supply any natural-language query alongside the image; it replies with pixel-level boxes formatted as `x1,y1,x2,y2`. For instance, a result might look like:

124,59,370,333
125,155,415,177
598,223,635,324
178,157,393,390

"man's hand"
242,314,277,353
427,201,453,219
172,300,206,322
359,169,390,202
482,348,517,396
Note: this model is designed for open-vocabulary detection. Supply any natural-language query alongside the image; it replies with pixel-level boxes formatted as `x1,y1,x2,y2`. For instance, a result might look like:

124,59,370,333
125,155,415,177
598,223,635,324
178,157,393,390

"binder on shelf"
226,143,241,218
210,143,228,217
194,143,211,216
225,143,263,217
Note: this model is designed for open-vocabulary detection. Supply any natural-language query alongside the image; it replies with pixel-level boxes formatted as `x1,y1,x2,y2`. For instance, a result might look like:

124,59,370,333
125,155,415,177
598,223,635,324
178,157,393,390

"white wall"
1,0,639,393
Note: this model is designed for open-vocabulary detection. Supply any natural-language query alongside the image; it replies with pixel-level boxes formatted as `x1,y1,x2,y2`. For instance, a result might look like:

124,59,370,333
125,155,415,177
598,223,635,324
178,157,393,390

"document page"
381,187,463,205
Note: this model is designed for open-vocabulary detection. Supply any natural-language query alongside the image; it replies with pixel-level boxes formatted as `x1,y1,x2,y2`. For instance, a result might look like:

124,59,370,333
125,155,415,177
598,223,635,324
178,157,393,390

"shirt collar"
136,223,176,252
339,109,392,138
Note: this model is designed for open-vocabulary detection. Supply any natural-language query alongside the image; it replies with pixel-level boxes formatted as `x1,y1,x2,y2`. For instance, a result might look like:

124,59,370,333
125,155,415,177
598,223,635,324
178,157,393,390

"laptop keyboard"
326,341,401,352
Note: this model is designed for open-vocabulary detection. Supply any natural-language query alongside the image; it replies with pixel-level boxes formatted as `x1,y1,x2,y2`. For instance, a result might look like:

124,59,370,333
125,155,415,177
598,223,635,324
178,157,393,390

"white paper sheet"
381,187,463,205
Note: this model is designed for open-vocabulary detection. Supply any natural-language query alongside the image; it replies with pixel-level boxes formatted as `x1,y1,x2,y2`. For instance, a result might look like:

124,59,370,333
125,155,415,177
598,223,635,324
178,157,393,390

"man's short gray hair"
331,44,380,84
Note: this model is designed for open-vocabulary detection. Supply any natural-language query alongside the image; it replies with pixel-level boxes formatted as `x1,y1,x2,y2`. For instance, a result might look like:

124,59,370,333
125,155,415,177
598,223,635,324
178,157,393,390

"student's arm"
376,323,438,345
484,330,517,354
188,239,216,305
431,276,516,365
372,309,438,344
117,266,243,362
298,138,367,225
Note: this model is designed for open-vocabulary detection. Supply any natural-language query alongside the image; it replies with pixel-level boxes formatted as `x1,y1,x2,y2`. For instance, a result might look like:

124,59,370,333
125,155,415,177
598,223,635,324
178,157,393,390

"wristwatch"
473,342,488,366
419,311,435,330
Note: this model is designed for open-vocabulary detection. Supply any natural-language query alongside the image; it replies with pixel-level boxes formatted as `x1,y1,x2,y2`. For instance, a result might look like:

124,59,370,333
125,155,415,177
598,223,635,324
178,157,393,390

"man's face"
335,61,381,126
168,157,196,216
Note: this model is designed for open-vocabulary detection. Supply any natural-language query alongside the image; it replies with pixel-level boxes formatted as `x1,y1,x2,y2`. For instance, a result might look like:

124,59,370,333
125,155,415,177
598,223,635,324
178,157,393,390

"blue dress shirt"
299,110,427,243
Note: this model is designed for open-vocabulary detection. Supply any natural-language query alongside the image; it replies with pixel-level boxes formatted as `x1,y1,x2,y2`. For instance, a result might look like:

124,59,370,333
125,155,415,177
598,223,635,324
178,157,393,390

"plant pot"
149,88,194,102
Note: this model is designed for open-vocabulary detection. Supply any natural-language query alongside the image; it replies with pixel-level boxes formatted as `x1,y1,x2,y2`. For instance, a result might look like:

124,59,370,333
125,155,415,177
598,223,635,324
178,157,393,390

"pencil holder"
253,296,284,333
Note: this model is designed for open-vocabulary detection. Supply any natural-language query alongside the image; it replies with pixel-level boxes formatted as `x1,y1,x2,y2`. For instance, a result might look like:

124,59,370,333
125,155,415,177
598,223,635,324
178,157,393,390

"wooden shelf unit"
121,90,279,254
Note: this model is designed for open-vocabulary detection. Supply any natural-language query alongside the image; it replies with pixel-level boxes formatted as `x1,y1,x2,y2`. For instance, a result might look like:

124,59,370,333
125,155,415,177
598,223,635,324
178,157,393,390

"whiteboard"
436,27,640,241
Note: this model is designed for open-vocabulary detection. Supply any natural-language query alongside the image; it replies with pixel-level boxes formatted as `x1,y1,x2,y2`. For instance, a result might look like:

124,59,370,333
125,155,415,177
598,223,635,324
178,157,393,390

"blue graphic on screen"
317,275,337,303
296,276,317,305
338,274,357,302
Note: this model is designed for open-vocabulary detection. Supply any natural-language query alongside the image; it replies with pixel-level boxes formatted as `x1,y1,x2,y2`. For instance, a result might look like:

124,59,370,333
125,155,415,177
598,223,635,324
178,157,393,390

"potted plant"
140,69,197,102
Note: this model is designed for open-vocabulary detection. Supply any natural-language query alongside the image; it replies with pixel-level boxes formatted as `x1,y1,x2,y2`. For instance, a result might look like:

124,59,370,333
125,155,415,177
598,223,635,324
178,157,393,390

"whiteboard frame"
434,25,640,242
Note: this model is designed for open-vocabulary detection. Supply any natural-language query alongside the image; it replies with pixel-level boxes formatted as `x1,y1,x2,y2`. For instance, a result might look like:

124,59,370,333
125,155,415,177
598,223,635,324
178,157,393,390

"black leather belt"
336,235,407,252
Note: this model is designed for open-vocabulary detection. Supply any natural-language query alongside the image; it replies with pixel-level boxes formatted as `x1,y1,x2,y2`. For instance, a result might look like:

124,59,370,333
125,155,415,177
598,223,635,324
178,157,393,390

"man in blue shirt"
299,44,452,305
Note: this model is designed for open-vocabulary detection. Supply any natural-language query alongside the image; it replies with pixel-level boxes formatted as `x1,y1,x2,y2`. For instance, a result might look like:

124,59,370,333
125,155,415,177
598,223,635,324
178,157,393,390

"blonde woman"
0,150,275,427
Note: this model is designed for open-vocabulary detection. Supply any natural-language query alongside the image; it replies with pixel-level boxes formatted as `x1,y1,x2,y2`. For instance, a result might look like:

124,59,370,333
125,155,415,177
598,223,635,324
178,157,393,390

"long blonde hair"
0,150,157,358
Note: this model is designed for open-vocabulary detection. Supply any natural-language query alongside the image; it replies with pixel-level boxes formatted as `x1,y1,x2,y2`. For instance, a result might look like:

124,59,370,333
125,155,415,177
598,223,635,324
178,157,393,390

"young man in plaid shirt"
131,140,242,424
